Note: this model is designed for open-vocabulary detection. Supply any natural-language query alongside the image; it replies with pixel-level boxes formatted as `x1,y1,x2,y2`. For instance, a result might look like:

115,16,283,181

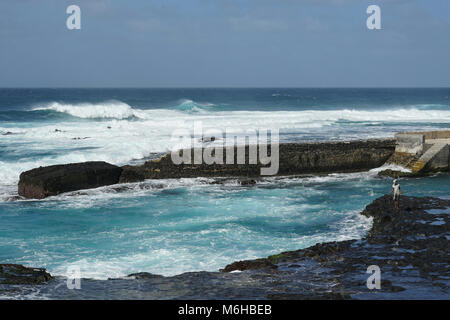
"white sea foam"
32,101,148,119
369,163,412,173
31,100,450,122
260,169,382,186
45,206,373,279
1,101,449,196
31,99,215,119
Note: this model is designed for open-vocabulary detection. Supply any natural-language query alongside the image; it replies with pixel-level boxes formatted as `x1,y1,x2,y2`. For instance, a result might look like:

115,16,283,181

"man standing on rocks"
391,179,402,210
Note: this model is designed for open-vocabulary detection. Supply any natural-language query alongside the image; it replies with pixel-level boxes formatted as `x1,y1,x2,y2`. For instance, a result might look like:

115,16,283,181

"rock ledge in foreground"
220,195,449,299
0,264,53,285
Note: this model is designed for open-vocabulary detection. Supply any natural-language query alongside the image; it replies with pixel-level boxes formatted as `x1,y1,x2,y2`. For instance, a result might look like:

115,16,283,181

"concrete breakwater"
17,139,395,199
385,130,450,175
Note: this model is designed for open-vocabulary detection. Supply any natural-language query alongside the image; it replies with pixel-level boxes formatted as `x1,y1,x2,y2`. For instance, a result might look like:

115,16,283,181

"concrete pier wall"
390,130,450,173
406,130,450,140
394,133,425,155
429,143,449,170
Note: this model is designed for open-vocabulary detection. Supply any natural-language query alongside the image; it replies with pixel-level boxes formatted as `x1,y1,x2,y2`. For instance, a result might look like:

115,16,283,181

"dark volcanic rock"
239,178,257,186
378,169,417,178
119,139,395,182
18,139,395,193
377,169,432,178
126,272,165,279
0,264,53,285
385,152,419,169
119,165,148,183
221,195,450,299
18,161,123,199
220,259,277,272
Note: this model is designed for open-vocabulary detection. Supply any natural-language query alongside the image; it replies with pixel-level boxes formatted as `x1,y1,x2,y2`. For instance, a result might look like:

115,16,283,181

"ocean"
0,88,449,280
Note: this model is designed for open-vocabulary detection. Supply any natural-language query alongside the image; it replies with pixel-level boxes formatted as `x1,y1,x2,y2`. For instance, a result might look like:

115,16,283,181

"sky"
0,0,449,88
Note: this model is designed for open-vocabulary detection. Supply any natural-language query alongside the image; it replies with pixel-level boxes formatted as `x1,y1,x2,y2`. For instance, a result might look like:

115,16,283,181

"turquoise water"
0,173,449,279
0,88,449,279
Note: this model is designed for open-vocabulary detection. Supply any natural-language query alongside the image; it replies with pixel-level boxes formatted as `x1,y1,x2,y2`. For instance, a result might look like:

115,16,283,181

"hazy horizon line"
1,86,450,90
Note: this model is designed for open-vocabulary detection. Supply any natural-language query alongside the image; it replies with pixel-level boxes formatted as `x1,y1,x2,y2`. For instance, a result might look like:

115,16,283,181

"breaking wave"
32,101,149,119
28,100,450,123
171,99,214,113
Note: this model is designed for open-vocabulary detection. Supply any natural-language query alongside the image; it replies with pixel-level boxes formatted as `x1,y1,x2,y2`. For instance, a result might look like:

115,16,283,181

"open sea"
0,88,449,280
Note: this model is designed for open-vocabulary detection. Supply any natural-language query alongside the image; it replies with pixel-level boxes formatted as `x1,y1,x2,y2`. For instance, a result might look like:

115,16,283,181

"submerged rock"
71,137,90,140
18,161,123,199
199,136,216,143
377,169,419,178
126,272,165,279
239,179,257,185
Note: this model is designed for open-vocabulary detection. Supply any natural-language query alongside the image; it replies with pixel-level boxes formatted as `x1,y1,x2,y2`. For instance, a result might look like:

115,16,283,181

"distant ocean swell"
24,100,450,121
0,100,449,190
29,99,214,119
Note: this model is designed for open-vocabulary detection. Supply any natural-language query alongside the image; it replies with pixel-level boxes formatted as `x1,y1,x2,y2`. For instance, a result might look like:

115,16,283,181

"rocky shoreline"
1,194,448,299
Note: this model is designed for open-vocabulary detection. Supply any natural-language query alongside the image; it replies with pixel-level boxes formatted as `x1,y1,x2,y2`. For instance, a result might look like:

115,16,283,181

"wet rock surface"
1,195,448,299
385,152,419,169
377,169,418,178
125,272,165,280
0,264,53,285
120,140,395,182
18,161,123,199
220,195,450,299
